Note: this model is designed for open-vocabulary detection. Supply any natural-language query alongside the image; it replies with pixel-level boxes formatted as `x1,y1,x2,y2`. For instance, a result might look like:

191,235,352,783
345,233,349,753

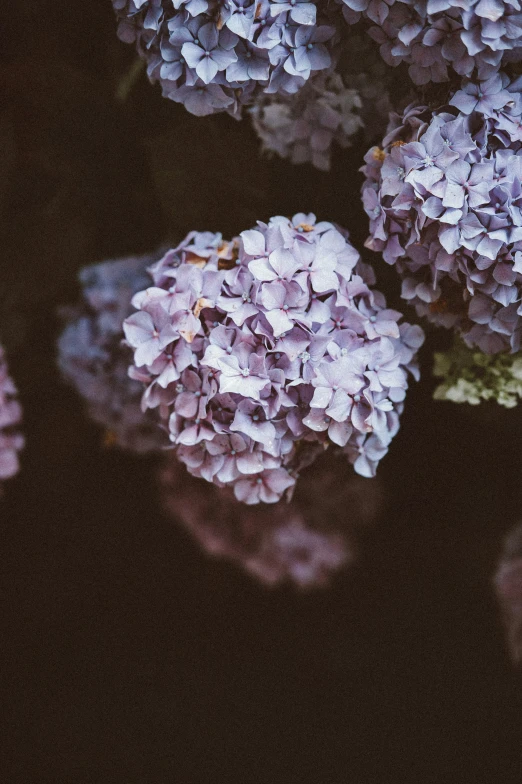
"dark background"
1,1,521,781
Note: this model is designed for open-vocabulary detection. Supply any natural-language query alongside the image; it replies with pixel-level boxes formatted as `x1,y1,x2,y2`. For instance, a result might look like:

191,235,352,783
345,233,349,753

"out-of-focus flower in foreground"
159,449,383,588
494,522,522,665
0,344,24,493
58,255,167,454
249,31,410,170
250,71,364,171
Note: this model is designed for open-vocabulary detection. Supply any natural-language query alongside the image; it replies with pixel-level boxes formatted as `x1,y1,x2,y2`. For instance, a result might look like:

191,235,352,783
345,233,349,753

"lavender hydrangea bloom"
111,0,343,118
249,32,411,171
58,255,167,454
356,0,522,84
124,215,423,504
0,345,24,493
250,72,364,171
494,522,522,665
362,73,522,354
159,450,383,588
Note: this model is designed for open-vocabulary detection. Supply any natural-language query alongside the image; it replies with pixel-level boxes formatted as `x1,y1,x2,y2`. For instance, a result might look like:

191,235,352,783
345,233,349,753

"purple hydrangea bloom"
159,449,383,588
362,73,522,354
124,215,423,504
494,522,522,665
250,71,364,171
58,255,168,454
0,345,24,492
111,0,343,118
355,0,522,85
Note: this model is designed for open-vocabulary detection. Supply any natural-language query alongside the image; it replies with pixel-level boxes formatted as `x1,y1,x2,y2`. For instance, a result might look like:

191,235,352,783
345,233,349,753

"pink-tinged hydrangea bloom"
58,255,168,454
0,345,24,493
362,73,522,354
159,450,383,588
111,0,343,118
124,215,423,504
494,522,522,665
350,0,522,85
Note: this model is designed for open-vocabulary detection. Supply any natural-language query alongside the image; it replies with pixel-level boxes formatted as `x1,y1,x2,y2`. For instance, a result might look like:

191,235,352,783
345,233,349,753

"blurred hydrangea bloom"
250,71,364,171
434,338,522,406
0,345,24,492
362,73,522,354
58,255,167,454
346,0,522,85
494,522,522,664
159,449,383,588
249,29,412,170
112,0,343,117
124,215,423,504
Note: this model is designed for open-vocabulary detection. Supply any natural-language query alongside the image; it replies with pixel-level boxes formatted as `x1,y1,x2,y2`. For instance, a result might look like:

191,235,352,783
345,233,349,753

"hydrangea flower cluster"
112,0,342,117
494,522,522,665
433,338,522,406
248,30,410,170
250,71,364,171
363,73,522,354
0,345,24,493
124,214,424,504
343,0,522,85
159,450,383,588
58,255,167,454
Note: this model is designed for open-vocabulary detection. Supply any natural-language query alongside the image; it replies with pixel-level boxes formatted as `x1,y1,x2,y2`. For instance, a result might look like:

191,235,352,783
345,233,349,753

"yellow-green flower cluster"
433,340,522,408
